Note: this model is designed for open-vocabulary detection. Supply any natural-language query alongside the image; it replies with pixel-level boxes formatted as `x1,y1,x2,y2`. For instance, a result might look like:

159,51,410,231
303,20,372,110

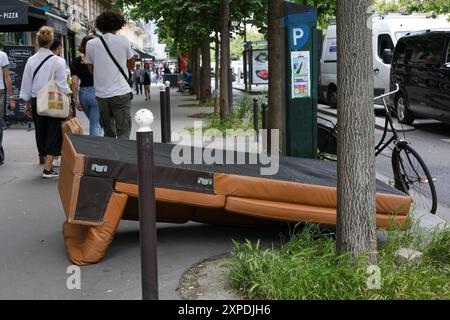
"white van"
320,13,450,108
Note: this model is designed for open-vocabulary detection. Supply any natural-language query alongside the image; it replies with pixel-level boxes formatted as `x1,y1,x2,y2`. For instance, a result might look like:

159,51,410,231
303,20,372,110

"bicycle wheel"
391,144,437,214
317,123,337,161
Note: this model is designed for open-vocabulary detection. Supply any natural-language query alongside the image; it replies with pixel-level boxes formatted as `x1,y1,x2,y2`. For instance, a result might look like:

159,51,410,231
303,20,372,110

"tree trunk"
200,36,212,104
196,47,201,100
189,47,196,95
267,0,283,152
219,0,230,120
336,0,377,263
215,32,220,114
191,47,200,99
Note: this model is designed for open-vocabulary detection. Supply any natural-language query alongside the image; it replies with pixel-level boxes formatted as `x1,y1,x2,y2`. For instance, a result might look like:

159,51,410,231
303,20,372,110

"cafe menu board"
291,51,311,99
3,45,34,123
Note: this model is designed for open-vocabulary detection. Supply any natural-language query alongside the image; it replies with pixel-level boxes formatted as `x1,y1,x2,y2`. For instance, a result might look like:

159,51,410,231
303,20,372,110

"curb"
232,86,268,95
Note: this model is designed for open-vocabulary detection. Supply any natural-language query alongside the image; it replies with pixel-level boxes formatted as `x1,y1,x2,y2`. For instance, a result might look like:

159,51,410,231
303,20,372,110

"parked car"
320,13,450,108
390,30,450,125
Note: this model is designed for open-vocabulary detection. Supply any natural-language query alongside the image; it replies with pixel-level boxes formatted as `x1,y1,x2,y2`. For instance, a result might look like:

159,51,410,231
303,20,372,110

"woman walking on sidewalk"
0,49,16,166
20,26,71,179
71,35,101,136
143,63,151,101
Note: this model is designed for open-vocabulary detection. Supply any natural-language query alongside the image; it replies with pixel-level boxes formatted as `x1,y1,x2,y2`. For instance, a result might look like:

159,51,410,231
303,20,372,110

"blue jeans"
79,86,101,136
135,81,143,94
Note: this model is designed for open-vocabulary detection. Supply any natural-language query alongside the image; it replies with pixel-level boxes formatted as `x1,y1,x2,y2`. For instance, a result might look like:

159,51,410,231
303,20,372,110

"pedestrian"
49,36,63,57
142,63,151,101
133,63,143,95
20,26,71,178
155,66,161,83
86,10,135,139
71,35,101,136
0,49,16,166
164,64,171,74
49,36,68,168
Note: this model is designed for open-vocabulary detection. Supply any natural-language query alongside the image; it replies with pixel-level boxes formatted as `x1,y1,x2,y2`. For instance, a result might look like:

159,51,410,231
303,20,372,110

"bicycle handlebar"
374,83,400,101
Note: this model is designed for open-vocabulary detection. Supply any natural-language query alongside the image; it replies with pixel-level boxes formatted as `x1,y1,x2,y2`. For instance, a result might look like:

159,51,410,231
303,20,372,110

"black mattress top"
68,134,404,196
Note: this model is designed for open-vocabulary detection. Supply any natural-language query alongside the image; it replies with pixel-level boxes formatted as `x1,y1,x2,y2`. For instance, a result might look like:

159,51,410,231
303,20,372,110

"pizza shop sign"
0,6,27,25
3,12,19,19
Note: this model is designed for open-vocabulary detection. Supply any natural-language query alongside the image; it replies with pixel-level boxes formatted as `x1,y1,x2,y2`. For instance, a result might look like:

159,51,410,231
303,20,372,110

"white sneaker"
42,169,59,179
53,158,61,167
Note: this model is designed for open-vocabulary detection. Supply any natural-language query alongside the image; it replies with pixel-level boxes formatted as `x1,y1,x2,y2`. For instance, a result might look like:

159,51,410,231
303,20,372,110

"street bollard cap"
165,81,171,88
134,109,154,132
158,83,166,92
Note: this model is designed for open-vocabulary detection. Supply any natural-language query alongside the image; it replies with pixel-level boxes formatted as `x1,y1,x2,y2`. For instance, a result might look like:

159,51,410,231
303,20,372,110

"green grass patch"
188,112,215,119
178,99,216,108
187,95,259,133
227,223,450,300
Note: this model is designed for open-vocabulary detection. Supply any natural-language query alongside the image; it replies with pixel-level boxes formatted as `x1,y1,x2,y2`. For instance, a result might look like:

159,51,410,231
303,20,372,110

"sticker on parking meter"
291,51,311,99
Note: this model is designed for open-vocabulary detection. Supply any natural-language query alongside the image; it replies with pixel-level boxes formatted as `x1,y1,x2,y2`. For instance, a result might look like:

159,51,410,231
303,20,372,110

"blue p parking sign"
290,26,309,51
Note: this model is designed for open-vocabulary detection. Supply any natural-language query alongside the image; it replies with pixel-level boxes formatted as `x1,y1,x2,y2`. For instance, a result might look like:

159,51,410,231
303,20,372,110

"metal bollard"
159,83,167,143
253,98,259,134
134,109,158,300
261,103,269,130
165,81,172,143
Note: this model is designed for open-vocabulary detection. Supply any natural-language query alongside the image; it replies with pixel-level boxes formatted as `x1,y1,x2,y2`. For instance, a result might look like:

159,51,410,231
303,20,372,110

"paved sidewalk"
0,86,446,300
0,87,283,300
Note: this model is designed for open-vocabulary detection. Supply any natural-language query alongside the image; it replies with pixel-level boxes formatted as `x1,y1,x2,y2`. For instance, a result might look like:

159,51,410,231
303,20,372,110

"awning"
0,0,67,35
134,48,155,61
0,0,47,32
46,12,68,36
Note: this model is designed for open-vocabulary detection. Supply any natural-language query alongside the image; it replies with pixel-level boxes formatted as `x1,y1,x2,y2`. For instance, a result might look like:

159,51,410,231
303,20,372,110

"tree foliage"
116,0,267,58
374,0,450,15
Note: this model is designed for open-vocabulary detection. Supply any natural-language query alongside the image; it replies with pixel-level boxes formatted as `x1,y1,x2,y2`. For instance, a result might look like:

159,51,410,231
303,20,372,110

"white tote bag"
36,63,70,118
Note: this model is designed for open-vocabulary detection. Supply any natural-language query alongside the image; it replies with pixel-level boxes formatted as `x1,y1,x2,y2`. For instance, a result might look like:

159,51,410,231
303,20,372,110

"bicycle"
317,84,438,214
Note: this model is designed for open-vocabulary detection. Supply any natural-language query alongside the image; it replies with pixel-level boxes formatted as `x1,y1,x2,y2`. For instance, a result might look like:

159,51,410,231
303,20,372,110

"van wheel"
396,93,414,125
327,85,338,109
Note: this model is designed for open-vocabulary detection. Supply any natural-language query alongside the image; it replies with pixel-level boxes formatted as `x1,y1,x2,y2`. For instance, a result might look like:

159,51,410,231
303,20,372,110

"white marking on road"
441,139,450,143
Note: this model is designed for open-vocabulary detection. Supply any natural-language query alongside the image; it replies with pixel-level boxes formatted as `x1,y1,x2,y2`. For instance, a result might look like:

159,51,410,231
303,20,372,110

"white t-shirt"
86,33,134,98
19,48,70,101
0,51,10,90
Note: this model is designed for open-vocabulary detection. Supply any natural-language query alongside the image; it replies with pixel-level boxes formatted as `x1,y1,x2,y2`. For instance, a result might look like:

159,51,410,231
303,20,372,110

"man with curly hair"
86,10,135,139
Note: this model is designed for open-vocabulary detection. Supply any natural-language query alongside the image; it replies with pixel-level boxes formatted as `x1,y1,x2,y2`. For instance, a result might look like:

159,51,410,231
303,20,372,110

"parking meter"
283,3,318,159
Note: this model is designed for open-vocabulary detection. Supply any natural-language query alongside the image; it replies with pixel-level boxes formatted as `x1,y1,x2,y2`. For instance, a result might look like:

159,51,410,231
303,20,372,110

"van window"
394,40,412,65
378,34,394,60
409,37,444,68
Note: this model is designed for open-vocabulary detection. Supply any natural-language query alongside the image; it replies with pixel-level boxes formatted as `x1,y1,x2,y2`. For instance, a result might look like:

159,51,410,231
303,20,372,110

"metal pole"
261,103,269,154
134,109,158,300
159,83,167,143
243,47,248,92
261,103,268,130
228,25,233,109
243,23,248,92
253,98,259,133
249,45,253,92
228,66,233,109
165,81,172,143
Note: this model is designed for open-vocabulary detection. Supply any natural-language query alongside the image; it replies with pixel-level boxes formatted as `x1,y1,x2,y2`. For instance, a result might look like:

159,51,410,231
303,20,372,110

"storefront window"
0,32,27,46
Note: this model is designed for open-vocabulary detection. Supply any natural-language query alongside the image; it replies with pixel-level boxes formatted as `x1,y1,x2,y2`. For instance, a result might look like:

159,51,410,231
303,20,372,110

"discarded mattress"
59,134,412,265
